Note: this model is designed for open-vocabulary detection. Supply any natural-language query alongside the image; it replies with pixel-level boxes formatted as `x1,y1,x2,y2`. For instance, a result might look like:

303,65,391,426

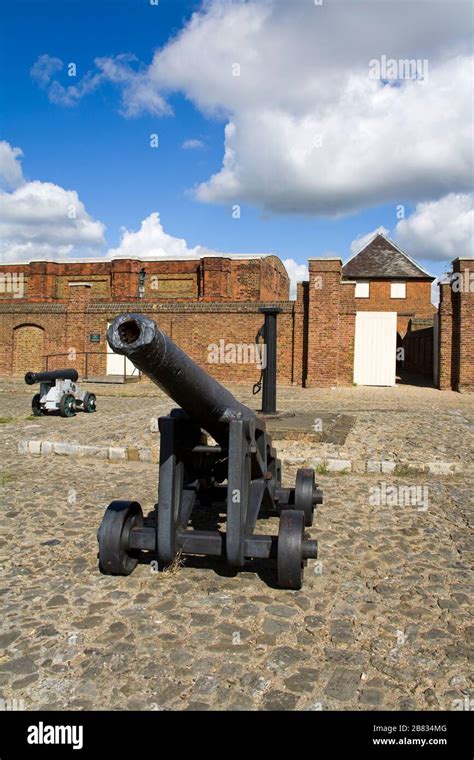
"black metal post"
258,306,282,415
138,267,147,299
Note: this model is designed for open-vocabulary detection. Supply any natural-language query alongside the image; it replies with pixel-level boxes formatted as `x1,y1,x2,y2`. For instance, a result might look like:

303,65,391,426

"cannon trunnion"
98,314,322,589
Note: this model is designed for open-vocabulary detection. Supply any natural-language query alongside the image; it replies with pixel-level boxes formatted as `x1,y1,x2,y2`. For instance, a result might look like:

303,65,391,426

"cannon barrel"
107,314,255,444
25,368,79,385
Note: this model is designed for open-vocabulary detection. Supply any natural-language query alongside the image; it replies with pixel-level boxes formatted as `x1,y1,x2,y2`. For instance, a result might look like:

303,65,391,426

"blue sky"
1,0,472,287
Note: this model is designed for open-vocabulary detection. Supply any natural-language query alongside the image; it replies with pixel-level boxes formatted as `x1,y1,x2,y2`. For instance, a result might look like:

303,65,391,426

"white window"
391,282,406,299
355,281,370,298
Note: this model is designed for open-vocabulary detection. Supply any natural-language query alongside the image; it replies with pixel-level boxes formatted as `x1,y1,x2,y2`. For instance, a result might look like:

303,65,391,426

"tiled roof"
342,234,433,279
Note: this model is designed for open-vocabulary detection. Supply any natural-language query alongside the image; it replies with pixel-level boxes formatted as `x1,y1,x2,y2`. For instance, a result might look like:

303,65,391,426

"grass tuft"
0,472,13,486
162,551,184,577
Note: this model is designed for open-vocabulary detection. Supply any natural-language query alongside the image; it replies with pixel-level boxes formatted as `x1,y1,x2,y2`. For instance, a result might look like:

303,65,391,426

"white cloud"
148,0,473,216
182,139,204,150
94,55,171,117
0,141,25,190
350,226,390,255
347,193,473,269
31,53,171,117
0,142,106,262
47,74,102,108
283,258,308,300
30,53,63,87
32,2,472,216
395,193,474,262
106,212,207,258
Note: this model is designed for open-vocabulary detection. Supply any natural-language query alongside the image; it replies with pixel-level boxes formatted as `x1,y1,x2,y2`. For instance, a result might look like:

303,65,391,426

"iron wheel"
59,393,76,418
98,500,143,575
82,392,97,413
277,509,305,589
295,468,315,527
31,393,43,416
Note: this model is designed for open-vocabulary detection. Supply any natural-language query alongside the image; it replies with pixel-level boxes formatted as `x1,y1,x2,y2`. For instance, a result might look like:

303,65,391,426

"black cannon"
25,368,96,417
97,314,322,589
25,369,79,385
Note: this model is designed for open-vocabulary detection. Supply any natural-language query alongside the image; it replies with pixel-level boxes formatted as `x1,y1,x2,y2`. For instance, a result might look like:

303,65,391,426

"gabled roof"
342,233,434,280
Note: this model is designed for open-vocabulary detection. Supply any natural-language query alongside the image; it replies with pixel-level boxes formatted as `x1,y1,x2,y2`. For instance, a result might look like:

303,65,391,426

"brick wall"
438,281,454,390
306,259,344,387
0,298,303,383
345,279,435,337
0,256,289,305
94,302,301,385
259,256,290,300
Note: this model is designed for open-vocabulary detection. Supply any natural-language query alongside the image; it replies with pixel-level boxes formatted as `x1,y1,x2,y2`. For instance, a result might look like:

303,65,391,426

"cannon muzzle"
107,314,254,444
25,368,79,385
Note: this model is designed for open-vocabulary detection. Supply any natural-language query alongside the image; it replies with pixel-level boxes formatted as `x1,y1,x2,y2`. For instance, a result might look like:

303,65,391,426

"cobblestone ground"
0,378,473,711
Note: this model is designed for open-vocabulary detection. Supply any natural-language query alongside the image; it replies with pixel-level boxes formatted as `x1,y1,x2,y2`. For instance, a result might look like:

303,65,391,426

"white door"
353,312,397,386
106,323,138,376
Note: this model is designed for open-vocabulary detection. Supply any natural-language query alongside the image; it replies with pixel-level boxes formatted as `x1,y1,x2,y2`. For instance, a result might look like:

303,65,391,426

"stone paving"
0,378,473,711
2,376,473,464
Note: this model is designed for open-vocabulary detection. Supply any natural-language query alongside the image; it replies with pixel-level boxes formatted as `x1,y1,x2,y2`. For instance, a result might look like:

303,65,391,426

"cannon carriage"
97,314,322,589
25,369,96,417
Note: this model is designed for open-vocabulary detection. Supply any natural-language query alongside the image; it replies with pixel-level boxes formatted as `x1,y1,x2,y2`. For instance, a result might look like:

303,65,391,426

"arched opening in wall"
12,324,45,376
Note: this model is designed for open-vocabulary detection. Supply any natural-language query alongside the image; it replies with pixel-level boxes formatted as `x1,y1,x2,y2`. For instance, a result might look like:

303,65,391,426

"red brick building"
0,241,472,391
0,255,295,383
341,233,436,336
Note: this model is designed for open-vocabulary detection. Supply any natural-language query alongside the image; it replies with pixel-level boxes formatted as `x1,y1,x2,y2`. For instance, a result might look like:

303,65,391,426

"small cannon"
25,369,96,417
98,314,322,589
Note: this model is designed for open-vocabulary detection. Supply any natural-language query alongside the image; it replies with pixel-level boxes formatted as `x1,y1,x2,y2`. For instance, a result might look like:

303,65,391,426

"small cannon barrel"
107,314,254,443
25,368,79,385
